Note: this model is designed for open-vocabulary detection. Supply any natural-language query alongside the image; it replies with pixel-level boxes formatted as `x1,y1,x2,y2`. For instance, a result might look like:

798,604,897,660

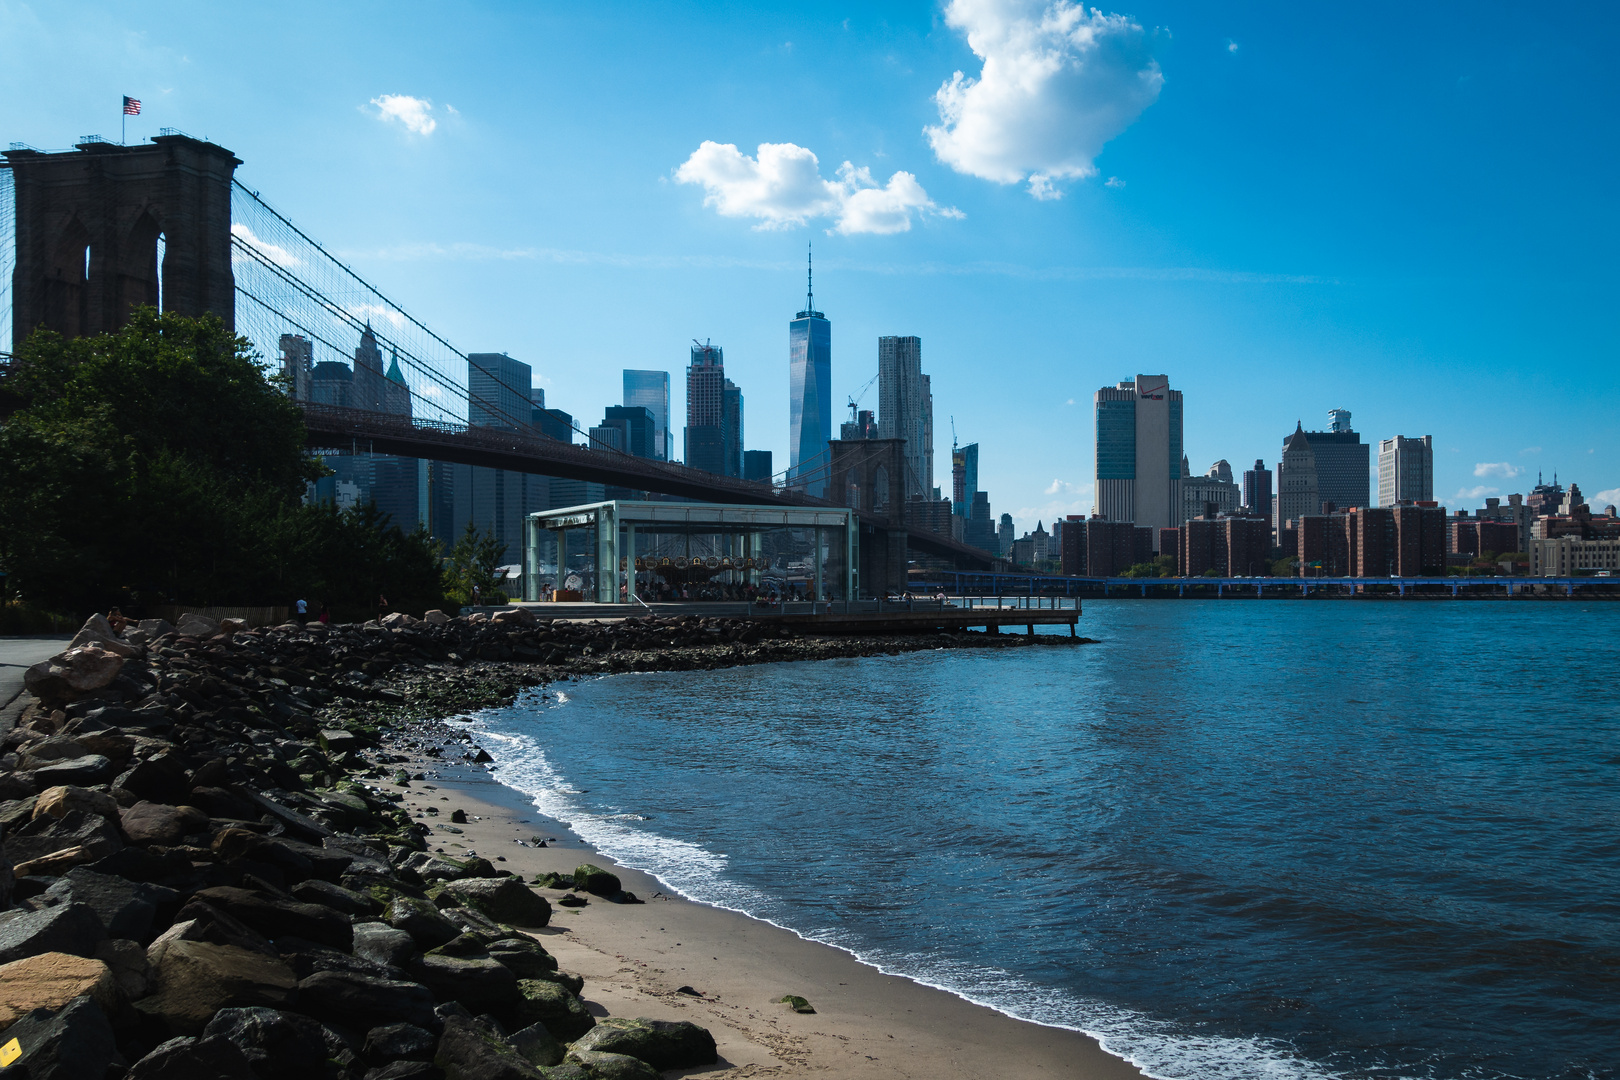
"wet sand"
392,757,1146,1080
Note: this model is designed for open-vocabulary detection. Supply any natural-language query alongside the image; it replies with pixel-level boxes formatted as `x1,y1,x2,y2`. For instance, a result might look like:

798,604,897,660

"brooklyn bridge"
0,132,1000,596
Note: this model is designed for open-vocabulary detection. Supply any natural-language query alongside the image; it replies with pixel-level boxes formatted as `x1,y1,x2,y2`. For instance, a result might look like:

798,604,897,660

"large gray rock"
387,895,461,948
24,646,124,703
191,886,354,952
486,936,558,979
352,921,418,969
0,902,106,964
115,751,190,804
174,613,221,639
0,995,118,1080
291,877,380,917
437,877,551,927
126,1034,258,1079
296,969,439,1030
570,1016,719,1070
200,1006,332,1077
119,800,209,845
409,950,518,1009
564,1049,662,1080
155,900,277,957
509,979,594,1042
28,754,117,788
136,939,299,1035
508,1022,564,1067
2,807,123,867
434,1012,545,1080
41,867,177,940
68,613,143,658
363,1021,438,1063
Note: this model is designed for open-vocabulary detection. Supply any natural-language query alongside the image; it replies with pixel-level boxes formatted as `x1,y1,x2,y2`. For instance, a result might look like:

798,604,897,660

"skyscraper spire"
807,241,814,313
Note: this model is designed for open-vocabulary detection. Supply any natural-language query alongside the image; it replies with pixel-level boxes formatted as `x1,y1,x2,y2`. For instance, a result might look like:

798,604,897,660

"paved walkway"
0,636,72,728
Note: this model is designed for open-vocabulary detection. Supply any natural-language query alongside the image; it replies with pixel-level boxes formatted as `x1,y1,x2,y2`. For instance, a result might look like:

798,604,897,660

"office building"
878,335,932,499
998,513,1015,555
1530,537,1620,575
744,450,773,484
965,491,997,553
1059,518,1148,577
788,251,832,496
1378,434,1434,506
591,405,657,459
952,442,979,519
684,341,742,478
1242,459,1273,522
1308,409,1371,511
305,326,420,532
841,408,877,441
623,370,672,461
1093,375,1184,532
1181,458,1241,523
279,334,313,402
1276,423,1323,527
468,353,532,430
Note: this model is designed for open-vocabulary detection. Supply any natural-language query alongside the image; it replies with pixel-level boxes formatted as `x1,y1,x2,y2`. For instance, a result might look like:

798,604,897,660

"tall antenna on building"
807,241,814,312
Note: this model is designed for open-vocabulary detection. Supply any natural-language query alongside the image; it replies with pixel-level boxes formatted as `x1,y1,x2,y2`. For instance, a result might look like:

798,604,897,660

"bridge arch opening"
873,465,889,515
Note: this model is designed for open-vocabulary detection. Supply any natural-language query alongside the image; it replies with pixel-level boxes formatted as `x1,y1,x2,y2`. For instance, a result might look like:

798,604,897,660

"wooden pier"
501,598,1082,636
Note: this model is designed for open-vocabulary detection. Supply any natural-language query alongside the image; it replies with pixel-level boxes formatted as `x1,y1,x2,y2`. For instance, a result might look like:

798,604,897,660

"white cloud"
925,0,1163,199
344,303,406,329
1473,462,1523,479
1522,446,1542,454
1104,176,1126,188
369,94,437,136
1454,485,1498,503
230,223,301,268
1065,397,1076,405
1593,488,1620,507
1227,39,1240,53
674,141,959,235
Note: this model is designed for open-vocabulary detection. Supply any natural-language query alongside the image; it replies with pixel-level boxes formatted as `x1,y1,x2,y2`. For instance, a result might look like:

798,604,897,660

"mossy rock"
777,995,815,1014
511,978,595,1042
572,864,621,897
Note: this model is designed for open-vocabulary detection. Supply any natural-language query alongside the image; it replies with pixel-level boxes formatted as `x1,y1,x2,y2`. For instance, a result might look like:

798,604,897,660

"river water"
464,600,1620,1080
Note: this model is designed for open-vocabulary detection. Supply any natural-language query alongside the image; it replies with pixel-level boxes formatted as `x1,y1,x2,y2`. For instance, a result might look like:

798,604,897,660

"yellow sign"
1,1038,21,1066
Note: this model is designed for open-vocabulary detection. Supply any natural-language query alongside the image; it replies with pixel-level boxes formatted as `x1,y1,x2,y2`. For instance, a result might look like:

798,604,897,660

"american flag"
123,96,141,115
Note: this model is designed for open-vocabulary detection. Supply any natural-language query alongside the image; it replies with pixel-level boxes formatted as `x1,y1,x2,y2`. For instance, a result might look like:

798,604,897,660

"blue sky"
5,0,1617,529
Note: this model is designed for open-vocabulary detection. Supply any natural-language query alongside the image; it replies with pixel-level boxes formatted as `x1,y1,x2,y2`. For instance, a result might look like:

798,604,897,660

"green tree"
442,521,507,606
0,311,444,617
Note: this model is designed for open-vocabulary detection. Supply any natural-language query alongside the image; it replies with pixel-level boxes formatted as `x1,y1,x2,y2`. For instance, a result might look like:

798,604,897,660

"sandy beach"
391,753,1146,1080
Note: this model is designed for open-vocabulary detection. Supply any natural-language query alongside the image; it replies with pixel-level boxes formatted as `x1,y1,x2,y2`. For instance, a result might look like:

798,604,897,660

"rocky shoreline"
0,609,1084,1079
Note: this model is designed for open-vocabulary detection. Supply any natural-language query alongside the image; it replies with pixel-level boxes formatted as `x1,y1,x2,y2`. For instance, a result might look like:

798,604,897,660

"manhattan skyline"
2,0,1615,531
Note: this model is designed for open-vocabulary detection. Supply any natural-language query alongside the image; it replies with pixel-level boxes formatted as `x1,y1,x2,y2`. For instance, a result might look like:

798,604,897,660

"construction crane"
847,373,878,422
951,415,958,451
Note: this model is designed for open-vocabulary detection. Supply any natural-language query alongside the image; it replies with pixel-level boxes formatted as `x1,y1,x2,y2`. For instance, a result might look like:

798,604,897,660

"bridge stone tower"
829,436,910,596
5,134,239,351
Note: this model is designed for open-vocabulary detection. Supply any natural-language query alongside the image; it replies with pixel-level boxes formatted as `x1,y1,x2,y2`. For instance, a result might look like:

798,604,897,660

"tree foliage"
0,310,445,618
442,521,507,606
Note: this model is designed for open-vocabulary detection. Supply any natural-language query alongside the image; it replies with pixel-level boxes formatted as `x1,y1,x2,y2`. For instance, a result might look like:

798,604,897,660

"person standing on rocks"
472,583,482,607
319,601,330,624
295,597,308,625
377,593,389,620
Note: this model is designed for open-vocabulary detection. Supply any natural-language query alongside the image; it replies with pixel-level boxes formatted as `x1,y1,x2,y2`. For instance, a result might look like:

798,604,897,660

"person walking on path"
295,598,308,625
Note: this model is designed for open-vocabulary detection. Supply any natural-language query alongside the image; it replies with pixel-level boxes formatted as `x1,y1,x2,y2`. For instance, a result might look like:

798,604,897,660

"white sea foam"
465,708,1386,1080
